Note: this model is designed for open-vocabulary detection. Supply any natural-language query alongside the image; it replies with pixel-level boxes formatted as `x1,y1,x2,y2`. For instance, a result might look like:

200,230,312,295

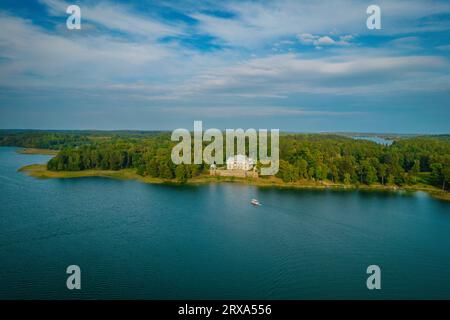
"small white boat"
251,199,261,206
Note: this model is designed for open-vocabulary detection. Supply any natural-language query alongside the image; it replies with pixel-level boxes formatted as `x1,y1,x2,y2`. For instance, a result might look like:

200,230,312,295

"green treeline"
1,131,449,189
277,135,449,190
45,136,203,182
0,130,163,149
0,131,90,149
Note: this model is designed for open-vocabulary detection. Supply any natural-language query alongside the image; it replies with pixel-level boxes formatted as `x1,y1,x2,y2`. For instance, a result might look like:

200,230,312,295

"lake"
0,146,449,299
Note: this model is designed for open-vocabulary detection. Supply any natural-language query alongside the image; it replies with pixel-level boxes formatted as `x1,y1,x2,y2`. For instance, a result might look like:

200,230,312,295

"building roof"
226,154,254,165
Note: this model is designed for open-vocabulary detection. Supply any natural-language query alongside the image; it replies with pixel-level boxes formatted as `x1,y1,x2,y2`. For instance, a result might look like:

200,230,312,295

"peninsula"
1,130,448,201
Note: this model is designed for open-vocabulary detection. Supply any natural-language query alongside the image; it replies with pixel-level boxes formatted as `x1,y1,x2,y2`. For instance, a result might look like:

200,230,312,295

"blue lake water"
0,146,449,299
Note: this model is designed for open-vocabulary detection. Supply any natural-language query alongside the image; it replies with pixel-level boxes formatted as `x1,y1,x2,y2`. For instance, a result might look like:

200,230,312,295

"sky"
0,0,449,133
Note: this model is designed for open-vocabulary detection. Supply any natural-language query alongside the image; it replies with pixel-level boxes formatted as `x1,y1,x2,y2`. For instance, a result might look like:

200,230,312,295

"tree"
343,173,351,185
329,164,339,183
387,174,395,185
337,156,356,183
109,151,122,170
365,165,378,185
408,160,421,184
146,159,159,177
308,167,315,180
378,163,387,185
296,159,308,179
159,162,174,179
315,164,328,181
430,162,449,190
430,163,443,186
357,163,364,184
443,164,450,191
187,164,201,178
411,160,420,175
136,165,145,176
175,164,188,183
277,160,298,182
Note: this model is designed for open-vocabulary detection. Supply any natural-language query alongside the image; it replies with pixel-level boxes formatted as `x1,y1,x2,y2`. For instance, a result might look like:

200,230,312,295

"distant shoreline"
16,148,58,155
19,163,450,202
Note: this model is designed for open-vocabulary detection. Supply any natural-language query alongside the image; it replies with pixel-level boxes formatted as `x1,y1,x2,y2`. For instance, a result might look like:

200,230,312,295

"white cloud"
40,0,184,39
166,52,449,99
298,33,316,45
160,106,365,118
0,0,449,107
316,36,336,46
191,0,450,48
0,12,174,89
387,37,422,50
340,35,353,42
298,34,353,47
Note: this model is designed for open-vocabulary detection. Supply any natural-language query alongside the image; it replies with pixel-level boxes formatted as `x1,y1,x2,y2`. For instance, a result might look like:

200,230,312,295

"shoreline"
16,148,58,155
19,164,450,201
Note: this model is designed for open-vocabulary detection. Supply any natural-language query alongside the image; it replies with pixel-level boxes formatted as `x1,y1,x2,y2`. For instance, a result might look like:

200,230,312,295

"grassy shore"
18,164,169,184
16,148,58,155
19,163,450,201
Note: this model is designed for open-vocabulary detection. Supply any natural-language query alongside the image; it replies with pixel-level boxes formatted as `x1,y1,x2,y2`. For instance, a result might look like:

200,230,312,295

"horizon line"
0,128,449,136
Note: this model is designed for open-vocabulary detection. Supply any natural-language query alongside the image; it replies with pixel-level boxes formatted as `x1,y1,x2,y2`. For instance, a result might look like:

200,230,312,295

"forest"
1,130,449,189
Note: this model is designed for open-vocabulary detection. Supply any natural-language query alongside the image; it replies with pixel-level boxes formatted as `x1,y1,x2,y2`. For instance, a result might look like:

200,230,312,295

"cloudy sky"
0,0,449,132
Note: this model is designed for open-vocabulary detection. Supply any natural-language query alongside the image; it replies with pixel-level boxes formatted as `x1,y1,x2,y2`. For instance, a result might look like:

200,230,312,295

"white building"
226,155,254,171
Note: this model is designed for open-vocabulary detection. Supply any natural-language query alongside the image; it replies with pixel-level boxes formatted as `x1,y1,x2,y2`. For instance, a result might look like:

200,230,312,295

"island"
1,130,448,201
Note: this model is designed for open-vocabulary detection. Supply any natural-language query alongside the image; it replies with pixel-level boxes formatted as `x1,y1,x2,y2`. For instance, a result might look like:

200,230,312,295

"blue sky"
0,0,449,133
